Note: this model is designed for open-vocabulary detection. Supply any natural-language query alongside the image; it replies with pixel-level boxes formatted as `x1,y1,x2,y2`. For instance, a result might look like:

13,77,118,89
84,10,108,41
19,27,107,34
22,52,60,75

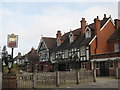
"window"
57,37,61,46
85,28,91,38
80,46,86,56
114,43,120,52
39,50,48,61
82,63,86,69
96,62,99,69
55,51,64,60
65,50,68,58
109,61,114,68
69,33,74,43
51,53,55,61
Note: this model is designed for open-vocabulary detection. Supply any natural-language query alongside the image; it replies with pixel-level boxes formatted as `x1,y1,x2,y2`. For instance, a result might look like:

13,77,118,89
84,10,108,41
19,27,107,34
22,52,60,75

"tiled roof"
100,18,110,28
80,35,95,46
52,34,95,52
14,55,24,60
60,28,81,40
108,27,120,41
27,50,38,54
88,23,95,31
42,17,110,52
42,37,56,50
88,17,110,31
14,49,39,63
26,54,39,63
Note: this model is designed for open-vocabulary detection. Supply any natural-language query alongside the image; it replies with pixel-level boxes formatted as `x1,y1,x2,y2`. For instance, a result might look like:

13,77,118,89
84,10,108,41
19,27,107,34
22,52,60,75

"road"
63,77,118,88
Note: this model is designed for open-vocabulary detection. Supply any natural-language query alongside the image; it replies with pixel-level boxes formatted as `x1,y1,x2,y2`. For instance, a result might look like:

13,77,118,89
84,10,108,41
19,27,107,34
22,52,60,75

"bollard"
116,68,118,79
32,73,34,89
2,73,17,88
76,69,80,84
56,71,60,87
93,69,96,82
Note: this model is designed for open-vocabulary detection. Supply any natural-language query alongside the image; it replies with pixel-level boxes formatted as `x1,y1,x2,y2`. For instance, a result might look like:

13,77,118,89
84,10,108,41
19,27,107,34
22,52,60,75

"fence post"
76,69,80,84
32,73,34,88
56,71,60,87
93,69,96,82
116,68,118,79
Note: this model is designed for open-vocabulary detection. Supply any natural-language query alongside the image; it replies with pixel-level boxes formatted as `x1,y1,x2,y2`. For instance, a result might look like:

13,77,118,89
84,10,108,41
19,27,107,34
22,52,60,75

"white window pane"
114,43,120,52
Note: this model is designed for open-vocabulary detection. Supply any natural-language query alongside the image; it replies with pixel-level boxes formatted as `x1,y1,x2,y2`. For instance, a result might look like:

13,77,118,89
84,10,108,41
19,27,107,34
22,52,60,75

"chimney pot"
82,18,85,21
18,52,21,56
97,16,99,19
109,15,111,18
104,14,106,19
56,30,62,38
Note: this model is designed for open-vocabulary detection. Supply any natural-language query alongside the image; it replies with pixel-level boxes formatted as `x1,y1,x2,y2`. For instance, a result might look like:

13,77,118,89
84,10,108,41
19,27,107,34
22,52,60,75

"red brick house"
91,19,120,76
37,14,120,75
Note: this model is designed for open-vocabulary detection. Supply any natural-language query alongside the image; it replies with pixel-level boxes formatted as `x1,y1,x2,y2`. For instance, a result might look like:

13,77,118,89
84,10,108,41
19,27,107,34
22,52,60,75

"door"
100,61,109,76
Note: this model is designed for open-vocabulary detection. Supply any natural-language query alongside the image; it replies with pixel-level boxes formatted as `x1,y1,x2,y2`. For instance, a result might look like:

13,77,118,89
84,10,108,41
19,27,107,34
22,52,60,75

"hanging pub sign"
7,33,18,48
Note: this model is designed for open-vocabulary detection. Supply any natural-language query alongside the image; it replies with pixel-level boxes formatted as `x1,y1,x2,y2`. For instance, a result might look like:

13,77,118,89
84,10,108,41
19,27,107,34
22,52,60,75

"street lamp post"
7,55,13,73
1,46,8,73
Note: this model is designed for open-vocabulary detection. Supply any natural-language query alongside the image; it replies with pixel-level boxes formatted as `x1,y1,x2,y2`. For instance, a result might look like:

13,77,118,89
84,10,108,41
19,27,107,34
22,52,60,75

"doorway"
100,61,109,76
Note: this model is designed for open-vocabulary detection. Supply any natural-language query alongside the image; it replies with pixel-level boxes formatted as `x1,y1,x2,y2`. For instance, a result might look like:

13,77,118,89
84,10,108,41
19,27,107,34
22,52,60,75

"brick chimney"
80,18,86,35
94,16,101,35
31,47,35,53
114,19,120,30
18,52,21,57
56,30,62,38
103,14,107,19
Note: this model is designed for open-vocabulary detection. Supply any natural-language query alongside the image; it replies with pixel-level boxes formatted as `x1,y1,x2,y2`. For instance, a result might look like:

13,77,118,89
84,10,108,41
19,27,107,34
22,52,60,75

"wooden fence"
17,69,94,88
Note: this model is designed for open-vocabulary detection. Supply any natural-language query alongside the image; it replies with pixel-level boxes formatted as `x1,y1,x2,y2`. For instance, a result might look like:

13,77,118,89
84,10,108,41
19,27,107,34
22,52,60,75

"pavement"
62,77,119,88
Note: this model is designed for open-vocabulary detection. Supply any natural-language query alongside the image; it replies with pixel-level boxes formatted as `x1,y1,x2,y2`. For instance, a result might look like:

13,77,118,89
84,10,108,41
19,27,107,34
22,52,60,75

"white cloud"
0,2,118,57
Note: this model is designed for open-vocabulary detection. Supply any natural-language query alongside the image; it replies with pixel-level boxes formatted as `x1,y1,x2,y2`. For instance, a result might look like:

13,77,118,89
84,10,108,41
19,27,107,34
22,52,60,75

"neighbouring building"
91,19,120,76
14,48,39,72
37,37,56,71
37,14,120,76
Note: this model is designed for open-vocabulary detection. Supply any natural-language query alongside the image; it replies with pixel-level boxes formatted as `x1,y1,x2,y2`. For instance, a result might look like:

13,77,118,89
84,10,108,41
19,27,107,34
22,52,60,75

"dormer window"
69,32,74,43
114,43,120,52
57,37,61,46
85,27,91,38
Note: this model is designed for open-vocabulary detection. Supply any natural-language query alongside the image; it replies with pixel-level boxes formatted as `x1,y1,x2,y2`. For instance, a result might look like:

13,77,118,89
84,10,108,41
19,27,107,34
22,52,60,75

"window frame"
85,27,91,38
114,43,120,52
96,61,100,69
80,46,86,56
69,32,74,43
109,60,114,69
82,63,86,70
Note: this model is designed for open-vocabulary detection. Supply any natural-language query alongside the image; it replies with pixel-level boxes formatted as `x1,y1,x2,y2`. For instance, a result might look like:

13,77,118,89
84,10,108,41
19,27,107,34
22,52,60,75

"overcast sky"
0,0,119,57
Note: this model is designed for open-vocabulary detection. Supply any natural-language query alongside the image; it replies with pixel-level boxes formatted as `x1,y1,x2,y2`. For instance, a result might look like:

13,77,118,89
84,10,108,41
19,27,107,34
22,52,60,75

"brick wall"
96,21,115,54
90,19,115,55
